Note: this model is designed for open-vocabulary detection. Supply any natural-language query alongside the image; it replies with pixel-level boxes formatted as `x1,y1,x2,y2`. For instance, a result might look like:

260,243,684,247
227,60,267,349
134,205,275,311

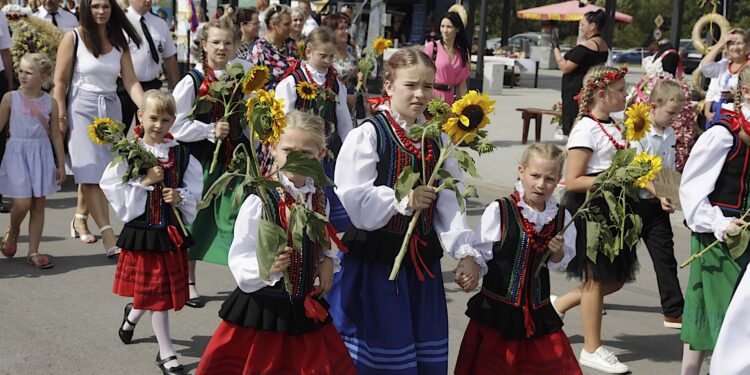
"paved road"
0,66,700,374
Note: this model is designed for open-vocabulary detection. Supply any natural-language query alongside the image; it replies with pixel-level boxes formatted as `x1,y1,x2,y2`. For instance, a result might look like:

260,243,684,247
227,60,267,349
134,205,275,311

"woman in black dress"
554,10,609,136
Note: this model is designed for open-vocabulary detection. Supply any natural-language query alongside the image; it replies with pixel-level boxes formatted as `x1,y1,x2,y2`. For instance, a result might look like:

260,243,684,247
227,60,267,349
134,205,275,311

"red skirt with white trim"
455,320,582,375
196,320,356,375
112,248,189,311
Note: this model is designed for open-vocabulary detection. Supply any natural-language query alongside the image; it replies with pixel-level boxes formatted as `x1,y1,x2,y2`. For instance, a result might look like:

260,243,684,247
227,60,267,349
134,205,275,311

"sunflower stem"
680,207,750,268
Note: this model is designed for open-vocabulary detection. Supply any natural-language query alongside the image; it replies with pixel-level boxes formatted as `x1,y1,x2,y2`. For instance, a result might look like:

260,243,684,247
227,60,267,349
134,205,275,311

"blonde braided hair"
734,64,750,115
575,65,629,123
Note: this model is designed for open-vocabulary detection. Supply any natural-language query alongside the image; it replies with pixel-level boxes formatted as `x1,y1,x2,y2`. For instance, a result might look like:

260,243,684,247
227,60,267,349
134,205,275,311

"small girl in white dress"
0,53,66,268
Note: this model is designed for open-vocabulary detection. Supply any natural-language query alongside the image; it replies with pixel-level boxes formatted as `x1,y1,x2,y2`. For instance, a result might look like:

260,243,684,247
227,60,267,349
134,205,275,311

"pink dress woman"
424,41,470,105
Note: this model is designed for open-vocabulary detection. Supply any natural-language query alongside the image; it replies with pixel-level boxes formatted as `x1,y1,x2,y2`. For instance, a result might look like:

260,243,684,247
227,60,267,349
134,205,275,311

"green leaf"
435,168,453,181
454,187,466,214
255,178,285,192
453,149,479,178
189,97,215,119
611,148,636,167
727,227,750,260
393,165,420,202
586,220,602,263
256,219,288,282
280,151,334,187
624,213,643,249
463,185,479,199
290,203,308,252
602,190,619,222
198,173,240,209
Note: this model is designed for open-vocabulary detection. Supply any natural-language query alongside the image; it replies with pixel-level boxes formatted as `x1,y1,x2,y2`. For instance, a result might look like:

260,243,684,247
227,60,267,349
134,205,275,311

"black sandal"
118,303,136,344
156,352,185,375
185,282,205,308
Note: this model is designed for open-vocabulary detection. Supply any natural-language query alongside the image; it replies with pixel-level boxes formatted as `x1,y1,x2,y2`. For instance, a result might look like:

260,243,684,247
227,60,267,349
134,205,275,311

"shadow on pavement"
600,303,664,314
128,334,212,373
0,253,116,278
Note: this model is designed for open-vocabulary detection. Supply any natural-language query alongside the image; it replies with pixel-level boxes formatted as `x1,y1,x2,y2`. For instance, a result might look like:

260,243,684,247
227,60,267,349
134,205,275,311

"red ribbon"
523,305,536,338
367,96,390,112
167,225,184,249
303,289,329,323
722,108,750,135
408,234,434,282
326,223,348,253
198,65,218,97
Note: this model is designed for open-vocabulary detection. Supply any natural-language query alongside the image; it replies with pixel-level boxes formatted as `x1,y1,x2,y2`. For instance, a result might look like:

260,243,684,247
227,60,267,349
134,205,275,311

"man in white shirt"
0,11,11,213
298,0,318,37
257,0,270,38
118,0,180,132
33,0,79,32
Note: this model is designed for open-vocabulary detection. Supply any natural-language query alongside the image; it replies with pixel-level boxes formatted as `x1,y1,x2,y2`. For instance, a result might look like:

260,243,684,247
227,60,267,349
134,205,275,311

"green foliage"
394,166,421,202
256,218,288,282
727,228,750,260
280,151,335,187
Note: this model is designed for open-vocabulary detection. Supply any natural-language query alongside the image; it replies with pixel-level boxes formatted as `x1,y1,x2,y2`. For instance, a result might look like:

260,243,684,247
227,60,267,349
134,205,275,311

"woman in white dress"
52,0,144,256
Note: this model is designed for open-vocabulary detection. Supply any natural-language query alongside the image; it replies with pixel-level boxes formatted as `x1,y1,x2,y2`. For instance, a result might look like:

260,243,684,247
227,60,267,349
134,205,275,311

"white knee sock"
152,311,180,369
122,307,146,331
680,343,706,375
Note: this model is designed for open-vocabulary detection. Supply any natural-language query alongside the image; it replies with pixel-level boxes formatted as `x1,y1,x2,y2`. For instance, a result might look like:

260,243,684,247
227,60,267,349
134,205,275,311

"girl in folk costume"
328,48,483,375
0,53,66,269
700,28,750,128
101,91,203,375
275,26,353,231
678,66,750,375
550,66,634,374
455,144,580,375
197,111,356,375
172,17,248,307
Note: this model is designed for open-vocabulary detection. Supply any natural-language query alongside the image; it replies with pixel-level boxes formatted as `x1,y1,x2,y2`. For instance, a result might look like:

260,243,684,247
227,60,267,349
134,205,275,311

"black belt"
434,83,453,92
116,77,163,93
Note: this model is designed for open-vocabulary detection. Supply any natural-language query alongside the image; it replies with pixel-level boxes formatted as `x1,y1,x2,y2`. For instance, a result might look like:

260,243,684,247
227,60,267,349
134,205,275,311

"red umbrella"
517,1,633,24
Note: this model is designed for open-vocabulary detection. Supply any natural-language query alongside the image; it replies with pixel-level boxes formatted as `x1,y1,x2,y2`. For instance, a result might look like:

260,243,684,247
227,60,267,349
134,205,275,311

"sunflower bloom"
632,152,662,188
242,66,271,95
87,117,122,145
296,81,318,101
373,37,393,55
442,90,496,144
246,90,286,145
624,102,651,141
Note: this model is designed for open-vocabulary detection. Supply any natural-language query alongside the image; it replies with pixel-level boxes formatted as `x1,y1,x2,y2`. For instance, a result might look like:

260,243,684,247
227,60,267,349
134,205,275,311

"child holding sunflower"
627,79,686,330
274,26,353,232
454,143,581,375
328,47,483,375
100,90,203,374
550,66,634,374
678,65,750,375
171,17,248,307
196,111,356,375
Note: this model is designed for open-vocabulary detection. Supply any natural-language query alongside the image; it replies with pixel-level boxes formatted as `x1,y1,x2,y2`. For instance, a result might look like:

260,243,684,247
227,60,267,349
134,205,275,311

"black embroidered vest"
465,195,565,339
342,113,443,267
289,65,343,157
707,120,750,216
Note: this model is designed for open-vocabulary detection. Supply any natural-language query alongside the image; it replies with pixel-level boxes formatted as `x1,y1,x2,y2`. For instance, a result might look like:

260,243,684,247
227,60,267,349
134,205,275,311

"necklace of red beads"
384,110,435,161
587,111,627,150
303,63,336,92
513,192,557,254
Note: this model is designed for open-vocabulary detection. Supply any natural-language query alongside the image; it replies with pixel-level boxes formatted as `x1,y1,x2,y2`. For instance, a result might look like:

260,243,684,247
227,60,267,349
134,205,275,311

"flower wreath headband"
586,66,628,91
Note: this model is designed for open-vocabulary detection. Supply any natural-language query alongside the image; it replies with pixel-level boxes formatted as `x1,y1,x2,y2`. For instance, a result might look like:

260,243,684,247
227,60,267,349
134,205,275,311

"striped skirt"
113,247,189,311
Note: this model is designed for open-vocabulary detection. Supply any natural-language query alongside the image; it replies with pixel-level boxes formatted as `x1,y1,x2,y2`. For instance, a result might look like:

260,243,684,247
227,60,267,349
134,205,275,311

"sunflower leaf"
394,165,421,202
454,186,466,214
727,227,750,260
453,149,479,178
257,219,288,282
198,173,240,209
280,151,334,187
463,185,479,199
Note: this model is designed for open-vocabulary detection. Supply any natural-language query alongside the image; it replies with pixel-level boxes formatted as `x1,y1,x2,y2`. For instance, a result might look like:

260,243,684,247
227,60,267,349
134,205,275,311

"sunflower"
296,39,306,59
442,91,496,144
87,117,122,145
241,66,271,95
624,102,651,141
246,89,286,145
373,37,393,55
632,151,662,188
296,81,318,101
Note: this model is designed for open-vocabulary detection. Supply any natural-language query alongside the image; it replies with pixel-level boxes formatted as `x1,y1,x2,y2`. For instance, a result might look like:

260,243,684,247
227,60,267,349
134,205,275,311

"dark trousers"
636,198,684,318
117,78,164,135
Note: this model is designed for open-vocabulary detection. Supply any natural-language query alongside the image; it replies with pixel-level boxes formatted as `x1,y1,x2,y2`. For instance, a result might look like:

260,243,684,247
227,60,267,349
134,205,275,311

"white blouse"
229,175,340,294
100,139,203,225
171,63,230,143
334,106,482,265
274,61,353,141
567,116,625,174
71,29,122,93
680,124,736,241
701,59,739,103
475,181,576,273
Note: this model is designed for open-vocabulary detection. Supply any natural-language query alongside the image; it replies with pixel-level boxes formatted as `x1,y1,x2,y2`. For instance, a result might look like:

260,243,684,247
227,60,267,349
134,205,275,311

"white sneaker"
579,346,629,374
550,295,564,320
554,125,567,140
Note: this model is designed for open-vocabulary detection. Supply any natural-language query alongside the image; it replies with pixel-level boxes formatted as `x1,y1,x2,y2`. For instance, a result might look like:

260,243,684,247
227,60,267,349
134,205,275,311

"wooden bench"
515,108,562,144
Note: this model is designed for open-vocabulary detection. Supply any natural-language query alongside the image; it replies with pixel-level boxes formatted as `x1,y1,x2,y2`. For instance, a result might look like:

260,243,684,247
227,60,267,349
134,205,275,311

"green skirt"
681,232,750,350
187,155,249,265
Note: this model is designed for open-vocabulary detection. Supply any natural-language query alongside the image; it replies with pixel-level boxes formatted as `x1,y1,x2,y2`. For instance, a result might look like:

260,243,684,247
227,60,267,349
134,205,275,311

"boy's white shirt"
632,123,676,200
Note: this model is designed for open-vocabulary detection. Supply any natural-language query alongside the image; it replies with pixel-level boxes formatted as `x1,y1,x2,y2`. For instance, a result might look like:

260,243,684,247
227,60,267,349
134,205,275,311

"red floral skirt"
455,320,582,375
196,320,356,375
112,248,189,311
